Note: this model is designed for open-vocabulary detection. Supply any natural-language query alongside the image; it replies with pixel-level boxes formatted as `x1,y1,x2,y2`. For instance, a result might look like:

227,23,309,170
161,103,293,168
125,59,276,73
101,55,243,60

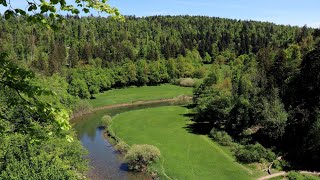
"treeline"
0,15,315,76
193,41,320,169
68,49,205,99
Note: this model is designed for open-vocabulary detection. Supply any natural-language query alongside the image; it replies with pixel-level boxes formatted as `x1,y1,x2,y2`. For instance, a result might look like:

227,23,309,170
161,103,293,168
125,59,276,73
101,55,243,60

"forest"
1,4,320,179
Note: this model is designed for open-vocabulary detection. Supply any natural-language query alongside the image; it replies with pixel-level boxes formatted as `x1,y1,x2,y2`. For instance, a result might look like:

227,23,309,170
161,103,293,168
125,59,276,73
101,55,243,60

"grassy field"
110,106,259,180
90,84,193,108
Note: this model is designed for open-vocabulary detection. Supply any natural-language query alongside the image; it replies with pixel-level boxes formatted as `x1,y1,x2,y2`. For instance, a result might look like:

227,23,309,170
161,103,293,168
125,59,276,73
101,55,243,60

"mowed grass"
90,84,193,108
110,106,256,180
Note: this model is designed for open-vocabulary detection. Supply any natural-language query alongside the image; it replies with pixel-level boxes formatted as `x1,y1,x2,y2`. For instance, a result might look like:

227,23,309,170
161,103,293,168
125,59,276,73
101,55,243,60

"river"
71,101,173,180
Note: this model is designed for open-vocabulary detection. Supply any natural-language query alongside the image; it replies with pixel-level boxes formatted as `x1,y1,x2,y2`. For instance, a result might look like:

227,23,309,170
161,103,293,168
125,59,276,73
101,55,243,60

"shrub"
108,136,117,145
209,128,234,146
180,78,196,87
72,100,93,117
115,141,130,153
287,171,304,180
176,78,195,87
193,67,207,79
174,78,202,87
273,159,291,171
125,144,161,172
100,115,112,127
170,95,192,105
235,143,276,163
287,171,319,180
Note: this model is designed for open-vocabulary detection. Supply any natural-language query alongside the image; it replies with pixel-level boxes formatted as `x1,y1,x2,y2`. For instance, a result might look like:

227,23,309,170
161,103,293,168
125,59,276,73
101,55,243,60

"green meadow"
90,84,193,108
110,106,260,180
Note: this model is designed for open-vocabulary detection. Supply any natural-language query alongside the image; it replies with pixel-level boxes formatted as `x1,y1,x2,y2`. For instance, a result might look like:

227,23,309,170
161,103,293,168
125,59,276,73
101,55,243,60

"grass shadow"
182,103,197,109
184,122,213,135
181,105,213,135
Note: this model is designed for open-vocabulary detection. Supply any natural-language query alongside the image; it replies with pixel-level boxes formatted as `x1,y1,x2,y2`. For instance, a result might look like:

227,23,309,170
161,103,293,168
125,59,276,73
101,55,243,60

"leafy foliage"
287,171,320,180
100,115,112,127
0,53,71,139
1,0,123,29
0,133,87,179
234,143,276,163
193,41,320,168
175,78,197,87
209,128,234,146
0,53,88,178
0,0,125,178
66,55,202,98
115,141,130,154
125,144,161,172
0,16,313,72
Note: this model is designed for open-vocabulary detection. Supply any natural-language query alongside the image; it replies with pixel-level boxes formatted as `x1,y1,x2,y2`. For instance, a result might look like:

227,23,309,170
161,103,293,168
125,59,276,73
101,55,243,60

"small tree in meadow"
125,144,161,172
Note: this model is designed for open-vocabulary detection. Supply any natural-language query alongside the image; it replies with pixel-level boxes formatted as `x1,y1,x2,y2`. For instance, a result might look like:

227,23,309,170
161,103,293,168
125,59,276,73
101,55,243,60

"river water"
71,102,173,180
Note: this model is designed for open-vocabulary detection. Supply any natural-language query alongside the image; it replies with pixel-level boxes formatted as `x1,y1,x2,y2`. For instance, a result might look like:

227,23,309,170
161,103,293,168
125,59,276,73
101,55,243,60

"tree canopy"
0,0,123,29
0,0,121,178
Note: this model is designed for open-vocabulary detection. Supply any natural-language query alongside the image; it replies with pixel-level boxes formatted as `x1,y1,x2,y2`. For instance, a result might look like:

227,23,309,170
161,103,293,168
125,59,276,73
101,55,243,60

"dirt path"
257,171,320,180
257,172,287,180
71,96,192,119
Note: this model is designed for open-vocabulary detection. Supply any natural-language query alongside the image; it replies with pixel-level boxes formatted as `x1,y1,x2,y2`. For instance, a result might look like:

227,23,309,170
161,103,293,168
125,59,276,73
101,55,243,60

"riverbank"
71,84,193,120
90,84,193,108
72,95,192,120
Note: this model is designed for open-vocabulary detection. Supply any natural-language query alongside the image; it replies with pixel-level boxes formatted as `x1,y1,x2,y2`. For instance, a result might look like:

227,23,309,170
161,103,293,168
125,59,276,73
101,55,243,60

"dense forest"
1,13,320,178
0,15,316,97
1,15,314,66
193,42,320,168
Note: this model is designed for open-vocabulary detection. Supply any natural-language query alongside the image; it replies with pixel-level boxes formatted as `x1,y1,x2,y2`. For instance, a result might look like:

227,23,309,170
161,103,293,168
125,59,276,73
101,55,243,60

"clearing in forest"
110,106,259,180
90,84,192,108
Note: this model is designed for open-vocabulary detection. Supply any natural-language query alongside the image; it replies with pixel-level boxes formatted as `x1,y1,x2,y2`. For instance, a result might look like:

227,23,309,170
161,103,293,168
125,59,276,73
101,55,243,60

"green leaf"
28,4,37,11
83,8,90,13
51,0,59,5
4,10,14,20
71,9,80,14
0,0,7,7
14,9,27,16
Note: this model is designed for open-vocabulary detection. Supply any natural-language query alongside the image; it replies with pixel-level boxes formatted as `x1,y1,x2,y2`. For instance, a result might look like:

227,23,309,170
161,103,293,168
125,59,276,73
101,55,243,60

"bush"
100,115,112,127
235,143,276,163
71,99,93,117
287,171,319,180
193,67,207,79
209,128,234,146
170,95,192,105
115,141,130,153
287,171,304,180
125,144,161,172
176,78,195,87
175,78,201,87
273,159,291,171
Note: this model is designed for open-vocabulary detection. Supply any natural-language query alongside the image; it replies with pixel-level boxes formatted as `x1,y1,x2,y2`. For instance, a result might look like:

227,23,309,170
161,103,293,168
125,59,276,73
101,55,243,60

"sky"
1,0,319,28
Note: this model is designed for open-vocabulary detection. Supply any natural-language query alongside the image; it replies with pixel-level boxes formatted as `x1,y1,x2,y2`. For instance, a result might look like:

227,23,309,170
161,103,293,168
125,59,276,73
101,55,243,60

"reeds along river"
71,101,173,180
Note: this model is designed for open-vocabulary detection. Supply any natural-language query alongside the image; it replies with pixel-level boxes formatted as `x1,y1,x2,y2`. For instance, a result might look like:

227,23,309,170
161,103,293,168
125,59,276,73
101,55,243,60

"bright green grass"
110,106,258,180
90,84,192,108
